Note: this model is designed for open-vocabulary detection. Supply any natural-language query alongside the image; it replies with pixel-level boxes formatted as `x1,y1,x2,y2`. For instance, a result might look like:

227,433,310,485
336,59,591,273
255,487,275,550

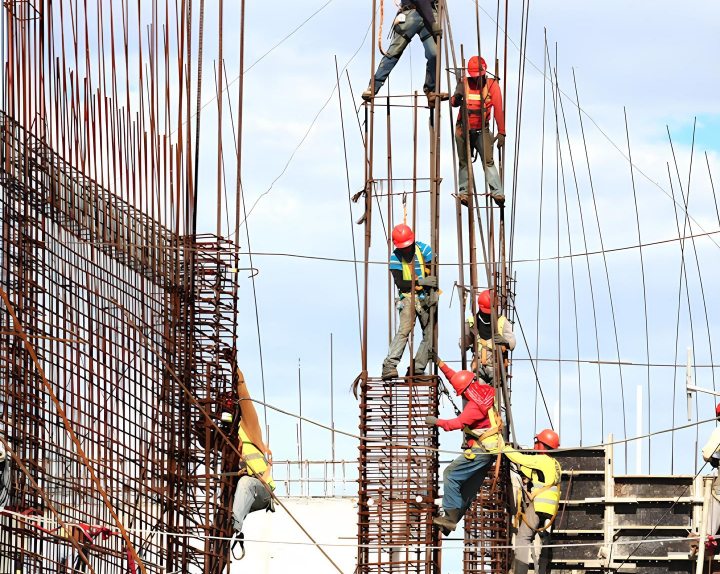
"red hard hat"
467,56,487,78
477,290,493,314
535,429,560,450
449,370,476,396
716,403,720,418
392,224,415,249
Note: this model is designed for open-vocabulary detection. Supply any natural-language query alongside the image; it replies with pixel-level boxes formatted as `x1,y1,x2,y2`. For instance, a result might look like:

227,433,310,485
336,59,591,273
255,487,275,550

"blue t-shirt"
389,241,433,298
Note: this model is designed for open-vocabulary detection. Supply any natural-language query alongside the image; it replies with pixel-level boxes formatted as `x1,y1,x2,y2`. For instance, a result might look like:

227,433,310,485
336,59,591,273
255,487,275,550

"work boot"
452,192,469,207
426,92,449,107
490,191,505,206
432,507,463,535
381,367,398,381
362,88,373,102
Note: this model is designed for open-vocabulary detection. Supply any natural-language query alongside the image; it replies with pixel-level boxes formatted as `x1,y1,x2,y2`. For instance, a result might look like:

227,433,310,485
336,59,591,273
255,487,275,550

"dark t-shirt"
402,0,435,27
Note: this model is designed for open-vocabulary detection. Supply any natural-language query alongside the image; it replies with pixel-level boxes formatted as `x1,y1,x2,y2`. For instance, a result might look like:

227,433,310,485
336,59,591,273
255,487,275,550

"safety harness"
462,408,505,492
513,458,562,533
477,315,508,367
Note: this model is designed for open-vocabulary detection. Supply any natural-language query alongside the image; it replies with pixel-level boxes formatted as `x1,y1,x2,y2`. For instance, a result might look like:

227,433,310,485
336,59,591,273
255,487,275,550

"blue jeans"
370,8,438,95
442,451,494,512
231,475,273,533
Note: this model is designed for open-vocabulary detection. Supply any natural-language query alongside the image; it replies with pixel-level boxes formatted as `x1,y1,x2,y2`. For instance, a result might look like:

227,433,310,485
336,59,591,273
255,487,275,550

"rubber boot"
432,507,463,535
426,92,449,107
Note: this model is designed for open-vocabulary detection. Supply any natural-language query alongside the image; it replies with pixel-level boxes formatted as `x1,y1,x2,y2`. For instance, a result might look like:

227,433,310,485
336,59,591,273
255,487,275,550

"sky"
199,0,720,482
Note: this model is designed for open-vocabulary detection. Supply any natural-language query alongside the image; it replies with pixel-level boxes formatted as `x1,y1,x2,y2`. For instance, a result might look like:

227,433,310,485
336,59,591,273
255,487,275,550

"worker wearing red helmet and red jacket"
462,289,516,384
382,224,438,380
424,357,503,534
451,56,505,206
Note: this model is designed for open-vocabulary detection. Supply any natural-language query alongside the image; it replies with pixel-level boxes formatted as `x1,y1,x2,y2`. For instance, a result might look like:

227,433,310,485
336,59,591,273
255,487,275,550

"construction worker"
0,441,9,509
382,223,437,380
689,403,720,558
425,356,503,534
451,56,505,205
230,367,275,560
462,289,516,383
504,429,562,574
361,0,448,107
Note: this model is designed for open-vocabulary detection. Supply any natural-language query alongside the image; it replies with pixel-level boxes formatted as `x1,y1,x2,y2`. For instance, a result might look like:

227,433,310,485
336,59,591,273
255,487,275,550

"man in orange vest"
451,56,505,206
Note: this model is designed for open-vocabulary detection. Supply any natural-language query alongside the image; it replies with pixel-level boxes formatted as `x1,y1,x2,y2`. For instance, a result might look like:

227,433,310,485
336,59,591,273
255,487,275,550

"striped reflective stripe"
467,94,483,100
244,453,264,461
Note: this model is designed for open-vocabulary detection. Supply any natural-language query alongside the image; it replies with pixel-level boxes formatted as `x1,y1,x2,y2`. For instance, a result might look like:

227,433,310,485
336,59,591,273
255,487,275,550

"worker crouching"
504,430,562,574
425,356,503,534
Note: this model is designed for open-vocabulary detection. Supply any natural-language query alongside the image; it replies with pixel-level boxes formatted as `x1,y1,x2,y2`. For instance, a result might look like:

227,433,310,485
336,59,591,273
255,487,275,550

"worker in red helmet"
382,224,437,380
424,355,504,534
502,430,562,574
362,1,448,107
451,55,505,206
462,289,515,383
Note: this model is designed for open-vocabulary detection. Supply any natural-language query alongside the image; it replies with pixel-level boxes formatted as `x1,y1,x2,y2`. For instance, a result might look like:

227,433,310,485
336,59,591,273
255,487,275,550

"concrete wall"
230,496,358,574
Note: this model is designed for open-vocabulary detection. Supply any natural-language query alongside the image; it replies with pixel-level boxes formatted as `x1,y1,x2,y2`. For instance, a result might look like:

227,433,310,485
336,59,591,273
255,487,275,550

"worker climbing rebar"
505,429,562,574
381,224,438,380
451,56,505,205
424,355,503,534
229,365,276,561
362,0,448,107
462,289,516,383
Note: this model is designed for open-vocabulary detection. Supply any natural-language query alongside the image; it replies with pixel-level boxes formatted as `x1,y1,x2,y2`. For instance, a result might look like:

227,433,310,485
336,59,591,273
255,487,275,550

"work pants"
513,499,552,574
441,449,494,513
455,126,503,198
370,8,438,95
231,475,273,534
382,295,433,375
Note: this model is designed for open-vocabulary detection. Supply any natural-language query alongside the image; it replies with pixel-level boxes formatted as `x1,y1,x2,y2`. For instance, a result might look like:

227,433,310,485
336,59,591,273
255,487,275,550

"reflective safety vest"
400,244,427,281
523,457,562,517
463,405,504,455
470,315,509,368
464,79,496,130
239,428,275,491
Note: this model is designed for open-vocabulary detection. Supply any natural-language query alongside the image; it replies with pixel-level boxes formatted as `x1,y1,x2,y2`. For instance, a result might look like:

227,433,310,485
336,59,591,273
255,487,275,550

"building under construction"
1,1,720,574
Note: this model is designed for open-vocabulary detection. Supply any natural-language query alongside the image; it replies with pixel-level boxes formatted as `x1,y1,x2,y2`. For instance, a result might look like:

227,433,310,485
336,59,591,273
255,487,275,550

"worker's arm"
489,80,505,135
451,80,464,108
436,400,486,432
438,361,457,382
702,427,720,462
501,317,516,351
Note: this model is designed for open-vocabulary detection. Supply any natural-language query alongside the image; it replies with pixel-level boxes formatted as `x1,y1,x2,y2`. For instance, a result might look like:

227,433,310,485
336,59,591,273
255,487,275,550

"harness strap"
513,488,559,533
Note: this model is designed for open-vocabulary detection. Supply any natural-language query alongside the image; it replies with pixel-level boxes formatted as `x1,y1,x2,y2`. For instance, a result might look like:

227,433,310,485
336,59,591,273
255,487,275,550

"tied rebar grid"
357,376,441,574
0,110,237,573
462,459,511,574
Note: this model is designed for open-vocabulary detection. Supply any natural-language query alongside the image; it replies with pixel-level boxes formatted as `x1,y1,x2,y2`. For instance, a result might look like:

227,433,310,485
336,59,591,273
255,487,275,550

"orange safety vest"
463,78,496,130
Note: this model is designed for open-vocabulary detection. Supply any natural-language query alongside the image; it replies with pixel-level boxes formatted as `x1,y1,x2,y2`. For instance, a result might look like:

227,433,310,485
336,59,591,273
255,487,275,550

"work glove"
430,350,443,365
495,133,505,148
431,21,442,38
493,333,510,346
418,275,438,288
426,288,440,308
425,415,438,427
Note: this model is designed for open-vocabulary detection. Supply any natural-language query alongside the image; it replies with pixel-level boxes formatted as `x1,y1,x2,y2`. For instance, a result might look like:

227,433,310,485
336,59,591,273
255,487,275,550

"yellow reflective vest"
502,447,561,516
239,427,275,491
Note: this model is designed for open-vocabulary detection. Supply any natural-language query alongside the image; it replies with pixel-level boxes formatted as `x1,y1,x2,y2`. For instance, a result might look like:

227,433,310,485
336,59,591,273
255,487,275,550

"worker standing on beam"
424,356,503,534
382,224,438,380
451,56,505,206
361,0,448,107
504,430,562,574
229,366,275,560
462,289,516,383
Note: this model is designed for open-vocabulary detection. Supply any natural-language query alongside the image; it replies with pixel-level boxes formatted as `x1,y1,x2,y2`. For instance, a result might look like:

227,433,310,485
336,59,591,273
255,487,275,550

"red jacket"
451,77,505,135
437,363,494,443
